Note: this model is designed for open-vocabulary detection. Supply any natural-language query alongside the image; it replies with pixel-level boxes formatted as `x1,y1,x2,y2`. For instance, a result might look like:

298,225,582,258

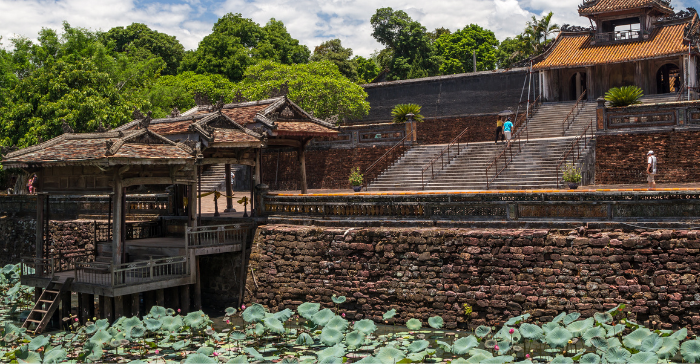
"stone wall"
595,130,700,185
246,224,700,333
359,68,531,123
0,219,36,266
199,252,247,310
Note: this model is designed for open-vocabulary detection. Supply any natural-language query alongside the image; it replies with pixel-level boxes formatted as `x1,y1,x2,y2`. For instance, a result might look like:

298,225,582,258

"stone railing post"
596,97,606,131
255,184,269,217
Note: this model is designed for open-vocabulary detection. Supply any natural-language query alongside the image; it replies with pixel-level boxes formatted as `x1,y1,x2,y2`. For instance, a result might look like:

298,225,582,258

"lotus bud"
178,309,181,313
526,354,530,359
494,345,499,351
74,318,79,322
227,320,231,324
242,304,246,310
509,328,514,334
155,350,159,354
342,313,346,318
213,352,219,357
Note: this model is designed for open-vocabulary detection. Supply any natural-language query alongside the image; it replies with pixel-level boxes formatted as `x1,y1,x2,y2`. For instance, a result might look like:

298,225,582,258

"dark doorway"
570,72,587,100
656,63,681,94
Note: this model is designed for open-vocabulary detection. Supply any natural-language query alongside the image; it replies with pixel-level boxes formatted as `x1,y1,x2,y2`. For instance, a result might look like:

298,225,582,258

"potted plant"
562,163,582,189
348,167,363,192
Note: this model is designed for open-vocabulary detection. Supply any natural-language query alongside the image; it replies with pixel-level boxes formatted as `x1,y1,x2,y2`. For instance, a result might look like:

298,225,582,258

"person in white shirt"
647,150,657,189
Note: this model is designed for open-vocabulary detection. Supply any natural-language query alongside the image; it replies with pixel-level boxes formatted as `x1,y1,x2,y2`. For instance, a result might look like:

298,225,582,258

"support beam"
225,164,233,212
179,285,191,314
114,295,125,319
188,183,197,229
298,146,307,194
60,291,71,323
165,287,179,310
98,295,105,319
36,194,45,262
130,294,140,317
79,293,94,323
144,290,156,314
238,250,247,308
112,175,124,265
197,166,202,226
102,296,114,322
156,289,165,307
194,257,202,310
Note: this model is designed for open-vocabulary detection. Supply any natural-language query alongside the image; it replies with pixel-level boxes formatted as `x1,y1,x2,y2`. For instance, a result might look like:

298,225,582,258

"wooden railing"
556,119,595,188
95,221,163,243
484,96,541,189
75,256,189,288
420,127,469,190
185,224,248,250
363,129,415,190
562,90,587,136
21,254,94,279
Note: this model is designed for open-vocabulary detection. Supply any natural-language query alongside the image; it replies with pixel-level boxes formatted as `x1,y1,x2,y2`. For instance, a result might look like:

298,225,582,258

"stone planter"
567,182,579,189
352,185,362,192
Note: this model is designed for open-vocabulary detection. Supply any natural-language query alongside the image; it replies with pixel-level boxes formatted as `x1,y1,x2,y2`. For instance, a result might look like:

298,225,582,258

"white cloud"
1,0,693,57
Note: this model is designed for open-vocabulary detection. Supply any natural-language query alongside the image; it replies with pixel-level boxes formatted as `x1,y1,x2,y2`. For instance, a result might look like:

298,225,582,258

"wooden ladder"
22,277,74,335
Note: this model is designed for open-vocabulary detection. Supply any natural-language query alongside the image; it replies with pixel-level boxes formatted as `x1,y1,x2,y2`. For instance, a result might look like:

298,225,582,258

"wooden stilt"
114,296,125,319
165,287,179,309
179,285,191,314
98,295,105,319
34,288,42,303
194,257,202,310
60,291,71,322
156,289,165,307
144,291,156,314
112,175,124,265
225,164,234,212
238,250,247,308
298,145,307,194
103,296,114,323
130,294,140,317
85,294,95,321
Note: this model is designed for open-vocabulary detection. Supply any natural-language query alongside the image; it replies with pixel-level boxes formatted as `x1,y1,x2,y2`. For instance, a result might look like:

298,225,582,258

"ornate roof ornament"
269,81,289,97
168,107,181,118
182,139,197,151
560,24,594,32
96,119,107,133
105,140,115,154
62,119,74,134
280,106,294,118
231,90,247,103
194,92,211,107
140,111,153,129
132,107,146,120
325,115,339,124
214,96,225,112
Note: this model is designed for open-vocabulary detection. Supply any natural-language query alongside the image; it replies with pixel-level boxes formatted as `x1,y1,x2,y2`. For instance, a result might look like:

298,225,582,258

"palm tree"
524,12,559,54
539,12,560,45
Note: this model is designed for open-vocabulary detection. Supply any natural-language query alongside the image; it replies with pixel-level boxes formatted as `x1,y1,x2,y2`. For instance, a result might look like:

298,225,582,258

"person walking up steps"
495,117,504,144
503,118,514,146
647,150,657,189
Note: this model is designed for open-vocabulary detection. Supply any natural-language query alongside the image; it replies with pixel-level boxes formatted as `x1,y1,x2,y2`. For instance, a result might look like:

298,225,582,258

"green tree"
496,12,559,68
143,71,236,118
496,35,530,69
180,13,309,82
370,8,441,80
352,55,380,84
310,39,357,81
234,60,369,121
100,23,185,75
434,24,499,74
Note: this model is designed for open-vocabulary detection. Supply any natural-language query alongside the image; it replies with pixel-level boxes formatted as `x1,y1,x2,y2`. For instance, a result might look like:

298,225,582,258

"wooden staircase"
22,277,74,334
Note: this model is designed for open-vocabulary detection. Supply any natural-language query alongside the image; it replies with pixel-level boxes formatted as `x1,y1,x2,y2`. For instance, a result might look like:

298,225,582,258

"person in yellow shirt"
495,117,504,144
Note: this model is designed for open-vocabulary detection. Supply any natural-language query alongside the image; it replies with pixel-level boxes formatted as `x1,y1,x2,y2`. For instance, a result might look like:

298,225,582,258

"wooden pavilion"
2,96,337,333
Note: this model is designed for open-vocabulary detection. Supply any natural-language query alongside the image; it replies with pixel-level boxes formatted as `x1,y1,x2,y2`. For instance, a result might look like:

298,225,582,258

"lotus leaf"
566,317,594,337
42,347,67,364
563,312,581,325
428,316,443,329
311,309,335,326
465,354,492,364
604,347,631,363
594,312,613,324
582,327,606,344
148,305,168,319
480,357,514,364
681,339,700,363
27,335,49,351
607,337,622,348
143,318,162,331
589,336,609,351
90,329,112,345
346,330,365,347
261,317,284,334
436,340,452,353
670,327,687,341
172,339,190,350
331,295,346,304
197,346,215,356
519,323,544,340
225,307,237,316
579,353,601,364
230,331,247,341
657,337,681,359
606,304,625,315
245,347,264,360
497,340,511,355
407,351,428,362
254,323,265,336
84,323,98,335
542,321,561,335
551,355,574,364
281,358,300,364
475,325,492,338
184,353,216,363
297,302,321,320
622,327,651,350
453,335,478,355
629,351,659,364
405,318,421,331
84,341,104,361
407,339,429,353
355,355,378,364
382,309,397,320
273,308,294,322
545,327,573,348
354,319,377,335
639,332,663,353
241,304,266,323
551,311,567,323
120,316,141,329
318,356,343,364
494,326,521,343
601,323,625,337
316,343,346,362
326,316,349,332
320,327,343,346
17,351,41,364
230,356,249,364
504,313,530,326
161,316,183,332
376,346,404,364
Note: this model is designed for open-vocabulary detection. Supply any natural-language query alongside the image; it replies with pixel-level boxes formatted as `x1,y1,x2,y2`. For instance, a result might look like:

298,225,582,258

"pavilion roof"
533,21,693,70
578,0,674,16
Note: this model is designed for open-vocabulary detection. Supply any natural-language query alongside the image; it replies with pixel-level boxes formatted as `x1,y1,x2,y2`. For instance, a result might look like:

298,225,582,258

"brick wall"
0,219,95,266
595,131,700,185
417,114,498,144
246,225,700,333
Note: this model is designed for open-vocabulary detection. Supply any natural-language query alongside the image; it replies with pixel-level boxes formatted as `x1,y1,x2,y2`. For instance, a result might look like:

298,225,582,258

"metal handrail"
676,82,699,102
556,119,595,188
562,90,587,136
363,129,416,189
420,127,469,190
485,96,541,189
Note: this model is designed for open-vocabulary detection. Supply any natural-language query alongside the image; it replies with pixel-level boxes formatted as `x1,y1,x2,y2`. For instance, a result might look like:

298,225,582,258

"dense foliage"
391,103,424,123
605,86,644,107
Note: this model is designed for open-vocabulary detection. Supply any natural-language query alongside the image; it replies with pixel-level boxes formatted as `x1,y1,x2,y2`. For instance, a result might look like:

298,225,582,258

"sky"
0,0,691,57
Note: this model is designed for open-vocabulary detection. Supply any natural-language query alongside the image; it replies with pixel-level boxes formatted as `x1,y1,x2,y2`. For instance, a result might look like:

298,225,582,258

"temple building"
534,0,699,101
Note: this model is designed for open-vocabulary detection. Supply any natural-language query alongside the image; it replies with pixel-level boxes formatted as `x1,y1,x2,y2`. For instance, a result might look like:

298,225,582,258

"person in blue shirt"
503,118,514,146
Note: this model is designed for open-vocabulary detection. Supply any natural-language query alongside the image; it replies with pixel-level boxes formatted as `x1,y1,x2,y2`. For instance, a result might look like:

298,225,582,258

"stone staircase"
200,164,227,193
639,93,682,104
367,100,597,191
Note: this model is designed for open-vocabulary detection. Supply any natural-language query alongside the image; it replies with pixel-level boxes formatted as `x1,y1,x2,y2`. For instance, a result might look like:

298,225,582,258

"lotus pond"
1,263,700,363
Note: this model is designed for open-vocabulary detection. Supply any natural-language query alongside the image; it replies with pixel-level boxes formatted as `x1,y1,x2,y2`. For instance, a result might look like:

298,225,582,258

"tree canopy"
310,39,357,82
100,23,185,75
435,24,499,74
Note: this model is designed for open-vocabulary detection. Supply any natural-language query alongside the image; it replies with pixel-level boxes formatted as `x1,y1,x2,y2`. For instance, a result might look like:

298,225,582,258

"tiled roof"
212,128,261,144
111,143,192,159
221,104,271,125
274,121,339,137
578,0,673,15
147,120,193,135
533,23,687,70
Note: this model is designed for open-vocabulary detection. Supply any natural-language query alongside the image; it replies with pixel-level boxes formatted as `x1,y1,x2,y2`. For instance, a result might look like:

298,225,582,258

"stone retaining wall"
246,224,700,333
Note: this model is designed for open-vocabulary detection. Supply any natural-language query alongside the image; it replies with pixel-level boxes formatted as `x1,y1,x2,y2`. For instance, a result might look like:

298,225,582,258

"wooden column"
179,285,191,314
156,289,165,307
114,295,125,319
586,67,594,100
144,290,156,314
130,294,140,317
225,164,233,212
238,250,247,308
112,175,124,265
197,166,202,226
194,258,202,310
79,293,94,323
297,146,307,194
36,194,45,261
188,183,197,229
98,295,105,319
60,291,71,322
165,287,179,309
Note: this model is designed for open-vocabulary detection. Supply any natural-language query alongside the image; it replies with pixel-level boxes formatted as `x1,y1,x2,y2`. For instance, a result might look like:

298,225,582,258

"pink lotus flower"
494,345,500,351
74,318,79,322
155,350,160,354
241,304,246,310
227,320,231,324
342,313,346,318
177,309,181,313
509,328,514,334
526,354,530,359
213,352,219,357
